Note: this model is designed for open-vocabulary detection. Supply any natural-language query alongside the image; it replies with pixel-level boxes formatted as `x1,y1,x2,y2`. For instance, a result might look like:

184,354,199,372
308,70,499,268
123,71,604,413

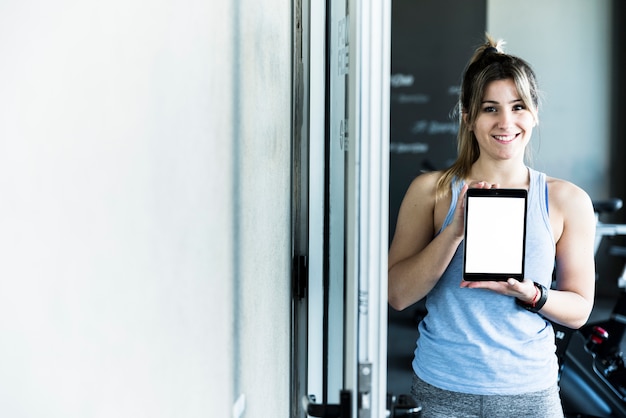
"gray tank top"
412,168,558,395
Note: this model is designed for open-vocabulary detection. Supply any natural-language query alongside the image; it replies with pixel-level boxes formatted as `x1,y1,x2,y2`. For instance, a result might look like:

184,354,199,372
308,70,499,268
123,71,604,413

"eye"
513,104,526,111
482,106,497,113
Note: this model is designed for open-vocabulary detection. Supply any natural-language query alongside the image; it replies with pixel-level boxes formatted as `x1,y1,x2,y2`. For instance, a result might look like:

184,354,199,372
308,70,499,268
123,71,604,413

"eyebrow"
481,99,523,104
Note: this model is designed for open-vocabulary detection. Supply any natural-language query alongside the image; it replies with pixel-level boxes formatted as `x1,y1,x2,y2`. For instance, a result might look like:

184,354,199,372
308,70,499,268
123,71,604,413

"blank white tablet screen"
465,196,525,274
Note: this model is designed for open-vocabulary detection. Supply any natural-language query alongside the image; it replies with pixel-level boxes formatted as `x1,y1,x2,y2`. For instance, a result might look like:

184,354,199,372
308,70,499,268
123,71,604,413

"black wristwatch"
515,282,548,313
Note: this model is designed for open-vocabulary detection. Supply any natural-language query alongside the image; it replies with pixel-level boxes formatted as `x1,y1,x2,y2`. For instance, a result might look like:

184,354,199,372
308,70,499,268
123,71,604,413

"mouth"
492,133,520,143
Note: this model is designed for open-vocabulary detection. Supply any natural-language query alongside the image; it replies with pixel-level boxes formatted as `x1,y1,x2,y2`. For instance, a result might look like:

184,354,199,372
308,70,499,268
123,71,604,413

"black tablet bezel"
462,188,528,281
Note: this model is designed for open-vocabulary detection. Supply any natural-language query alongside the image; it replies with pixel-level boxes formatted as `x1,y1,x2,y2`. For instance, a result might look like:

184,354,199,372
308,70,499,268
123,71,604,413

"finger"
470,181,500,189
458,183,469,210
461,280,504,292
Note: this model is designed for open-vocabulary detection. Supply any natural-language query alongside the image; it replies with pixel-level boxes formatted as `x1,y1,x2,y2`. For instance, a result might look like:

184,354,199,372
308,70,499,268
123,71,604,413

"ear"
462,112,472,131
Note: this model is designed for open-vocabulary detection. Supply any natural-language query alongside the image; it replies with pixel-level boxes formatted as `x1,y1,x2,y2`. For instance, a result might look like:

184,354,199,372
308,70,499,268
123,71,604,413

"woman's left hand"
460,278,537,304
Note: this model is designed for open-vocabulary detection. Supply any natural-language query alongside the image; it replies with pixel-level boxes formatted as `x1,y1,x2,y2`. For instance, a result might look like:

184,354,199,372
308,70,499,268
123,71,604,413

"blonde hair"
436,35,540,199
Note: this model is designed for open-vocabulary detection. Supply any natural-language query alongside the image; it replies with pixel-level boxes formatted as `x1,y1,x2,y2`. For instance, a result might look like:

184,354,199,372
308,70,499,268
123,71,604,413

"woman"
388,36,596,417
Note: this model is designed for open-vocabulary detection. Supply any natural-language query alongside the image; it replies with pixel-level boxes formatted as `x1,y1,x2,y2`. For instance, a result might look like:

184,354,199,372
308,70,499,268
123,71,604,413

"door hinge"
339,118,349,152
358,362,372,416
292,255,308,299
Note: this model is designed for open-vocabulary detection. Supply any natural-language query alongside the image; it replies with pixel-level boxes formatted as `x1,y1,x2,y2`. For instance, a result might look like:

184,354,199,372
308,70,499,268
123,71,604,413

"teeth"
494,134,516,142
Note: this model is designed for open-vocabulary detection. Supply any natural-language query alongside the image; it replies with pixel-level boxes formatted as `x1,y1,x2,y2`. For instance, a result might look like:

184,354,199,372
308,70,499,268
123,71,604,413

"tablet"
463,188,527,281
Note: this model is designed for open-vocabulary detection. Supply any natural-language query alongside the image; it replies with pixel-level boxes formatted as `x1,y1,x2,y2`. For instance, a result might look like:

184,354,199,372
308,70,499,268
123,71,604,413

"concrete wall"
488,0,612,200
0,0,292,417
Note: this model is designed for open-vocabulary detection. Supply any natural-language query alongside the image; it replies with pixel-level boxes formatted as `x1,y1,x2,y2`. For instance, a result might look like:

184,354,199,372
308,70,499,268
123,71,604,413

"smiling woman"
471,79,535,162
388,35,596,417
435,40,540,199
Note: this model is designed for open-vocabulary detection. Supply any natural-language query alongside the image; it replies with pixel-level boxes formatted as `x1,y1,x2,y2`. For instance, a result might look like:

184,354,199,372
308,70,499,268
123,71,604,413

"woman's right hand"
449,181,500,239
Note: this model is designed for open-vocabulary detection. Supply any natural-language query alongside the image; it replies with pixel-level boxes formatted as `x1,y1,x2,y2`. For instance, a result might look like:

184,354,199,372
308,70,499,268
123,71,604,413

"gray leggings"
411,374,564,418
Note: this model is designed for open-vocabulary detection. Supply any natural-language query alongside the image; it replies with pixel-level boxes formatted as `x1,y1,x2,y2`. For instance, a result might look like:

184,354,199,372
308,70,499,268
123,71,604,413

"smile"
493,133,520,143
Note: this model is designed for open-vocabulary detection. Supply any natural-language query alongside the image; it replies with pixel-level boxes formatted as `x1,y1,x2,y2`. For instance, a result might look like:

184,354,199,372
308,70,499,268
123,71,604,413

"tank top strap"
439,177,464,234
528,167,551,223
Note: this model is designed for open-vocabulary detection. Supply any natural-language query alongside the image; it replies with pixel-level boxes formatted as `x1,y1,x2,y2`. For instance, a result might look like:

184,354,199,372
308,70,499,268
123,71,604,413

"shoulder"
404,171,456,232
546,176,595,238
395,171,444,231
411,170,444,189
403,171,444,205
390,171,448,266
546,176,593,210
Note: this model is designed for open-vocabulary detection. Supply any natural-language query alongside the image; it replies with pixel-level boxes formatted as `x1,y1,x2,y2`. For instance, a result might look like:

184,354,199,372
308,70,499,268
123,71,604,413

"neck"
468,160,529,188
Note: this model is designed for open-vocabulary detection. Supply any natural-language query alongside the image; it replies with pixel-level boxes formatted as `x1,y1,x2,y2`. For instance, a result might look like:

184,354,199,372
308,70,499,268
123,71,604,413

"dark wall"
389,0,486,242
596,0,626,298
610,0,626,223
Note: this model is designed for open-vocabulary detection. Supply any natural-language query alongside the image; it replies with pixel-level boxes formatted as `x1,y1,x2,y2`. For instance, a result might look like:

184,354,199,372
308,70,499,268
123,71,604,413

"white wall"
0,0,292,417
235,0,293,416
488,0,611,199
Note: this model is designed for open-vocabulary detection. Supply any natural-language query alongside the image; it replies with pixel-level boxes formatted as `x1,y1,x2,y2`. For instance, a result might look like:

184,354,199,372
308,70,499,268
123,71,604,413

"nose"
497,110,513,129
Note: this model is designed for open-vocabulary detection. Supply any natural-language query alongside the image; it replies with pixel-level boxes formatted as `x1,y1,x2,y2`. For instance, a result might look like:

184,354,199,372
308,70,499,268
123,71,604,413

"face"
470,78,536,163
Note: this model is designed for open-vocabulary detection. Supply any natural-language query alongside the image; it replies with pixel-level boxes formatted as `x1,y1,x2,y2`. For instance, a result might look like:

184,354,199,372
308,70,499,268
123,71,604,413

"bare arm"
388,173,468,311
539,181,596,328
